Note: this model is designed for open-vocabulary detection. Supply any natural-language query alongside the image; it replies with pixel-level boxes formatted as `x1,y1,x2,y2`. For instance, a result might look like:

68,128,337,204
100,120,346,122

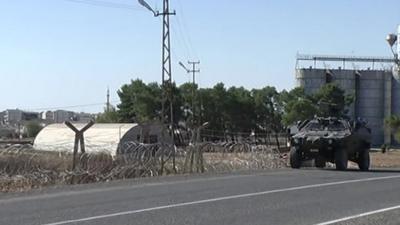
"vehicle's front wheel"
358,149,370,171
290,147,302,169
335,148,348,171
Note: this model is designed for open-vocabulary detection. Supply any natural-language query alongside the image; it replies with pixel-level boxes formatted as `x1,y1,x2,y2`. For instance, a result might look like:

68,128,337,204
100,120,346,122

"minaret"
106,87,110,113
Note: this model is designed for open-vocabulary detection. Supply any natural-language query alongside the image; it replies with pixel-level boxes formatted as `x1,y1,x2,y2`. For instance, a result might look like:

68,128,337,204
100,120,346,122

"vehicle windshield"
327,121,346,131
303,122,324,131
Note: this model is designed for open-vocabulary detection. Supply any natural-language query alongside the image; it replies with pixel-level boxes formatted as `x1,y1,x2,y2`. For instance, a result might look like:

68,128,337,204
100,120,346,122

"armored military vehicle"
288,117,371,171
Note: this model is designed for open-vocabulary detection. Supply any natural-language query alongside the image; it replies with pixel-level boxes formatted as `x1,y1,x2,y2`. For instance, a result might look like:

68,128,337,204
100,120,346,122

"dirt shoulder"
371,150,400,168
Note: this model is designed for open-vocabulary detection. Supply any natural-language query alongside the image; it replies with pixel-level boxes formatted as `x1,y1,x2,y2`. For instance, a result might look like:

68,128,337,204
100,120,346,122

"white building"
76,112,95,123
53,110,75,123
40,111,54,122
4,109,23,125
0,111,5,125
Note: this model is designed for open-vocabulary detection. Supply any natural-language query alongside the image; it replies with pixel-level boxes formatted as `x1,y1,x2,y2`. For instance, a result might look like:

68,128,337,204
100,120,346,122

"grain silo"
296,54,397,146
296,68,327,95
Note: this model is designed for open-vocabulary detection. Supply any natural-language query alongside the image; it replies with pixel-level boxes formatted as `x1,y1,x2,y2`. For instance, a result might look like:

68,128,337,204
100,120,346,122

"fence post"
65,121,94,171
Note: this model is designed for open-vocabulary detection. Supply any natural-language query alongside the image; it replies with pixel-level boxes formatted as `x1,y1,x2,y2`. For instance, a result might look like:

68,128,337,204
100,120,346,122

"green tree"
313,83,353,117
385,115,400,142
252,86,281,132
114,79,353,140
280,84,353,126
197,83,228,132
225,86,255,133
25,121,43,138
117,79,162,123
117,79,184,125
280,87,317,126
96,106,120,123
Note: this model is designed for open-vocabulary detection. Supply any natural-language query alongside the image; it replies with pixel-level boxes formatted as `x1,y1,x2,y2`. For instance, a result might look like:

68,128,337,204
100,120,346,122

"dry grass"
0,144,285,193
1,146,396,193
371,151,400,168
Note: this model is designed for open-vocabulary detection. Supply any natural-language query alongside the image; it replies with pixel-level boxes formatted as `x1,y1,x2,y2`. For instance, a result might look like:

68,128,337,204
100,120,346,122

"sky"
0,0,399,113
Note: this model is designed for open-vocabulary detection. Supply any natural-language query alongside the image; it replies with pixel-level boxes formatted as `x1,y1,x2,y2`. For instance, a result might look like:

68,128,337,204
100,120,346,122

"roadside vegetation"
98,79,354,134
25,121,44,138
385,115,400,143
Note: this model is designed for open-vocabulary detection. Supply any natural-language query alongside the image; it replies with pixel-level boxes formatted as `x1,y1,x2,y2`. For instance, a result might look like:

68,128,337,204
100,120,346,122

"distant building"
22,111,39,121
53,110,75,123
3,109,39,125
0,111,5,125
37,110,95,124
4,109,23,125
40,111,54,122
76,112,95,123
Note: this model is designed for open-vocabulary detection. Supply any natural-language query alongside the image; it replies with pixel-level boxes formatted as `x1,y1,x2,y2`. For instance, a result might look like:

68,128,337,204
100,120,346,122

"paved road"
1,168,400,225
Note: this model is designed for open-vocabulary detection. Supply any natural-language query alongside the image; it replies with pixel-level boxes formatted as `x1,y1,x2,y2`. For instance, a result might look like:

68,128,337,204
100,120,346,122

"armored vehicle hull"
288,117,371,171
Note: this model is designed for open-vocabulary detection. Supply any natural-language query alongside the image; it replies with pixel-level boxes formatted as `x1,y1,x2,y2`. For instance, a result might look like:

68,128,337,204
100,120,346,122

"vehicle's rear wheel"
358,149,370,171
290,147,302,169
335,148,348,171
315,155,326,168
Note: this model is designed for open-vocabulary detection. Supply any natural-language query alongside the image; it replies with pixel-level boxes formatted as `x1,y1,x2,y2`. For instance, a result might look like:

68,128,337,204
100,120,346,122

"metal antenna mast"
160,0,176,140
106,87,110,113
139,0,176,173
138,0,176,134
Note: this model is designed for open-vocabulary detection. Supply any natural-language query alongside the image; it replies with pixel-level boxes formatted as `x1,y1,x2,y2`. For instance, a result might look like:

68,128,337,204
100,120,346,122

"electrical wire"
59,0,144,11
170,14,192,61
24,100,120,111
176,0,199,59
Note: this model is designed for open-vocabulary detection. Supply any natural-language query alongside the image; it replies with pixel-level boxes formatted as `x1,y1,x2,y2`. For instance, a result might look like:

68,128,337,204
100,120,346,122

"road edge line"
315,204,400,225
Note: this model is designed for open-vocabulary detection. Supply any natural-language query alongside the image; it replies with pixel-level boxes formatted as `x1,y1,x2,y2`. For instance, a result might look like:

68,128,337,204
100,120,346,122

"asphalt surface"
1,169,400,225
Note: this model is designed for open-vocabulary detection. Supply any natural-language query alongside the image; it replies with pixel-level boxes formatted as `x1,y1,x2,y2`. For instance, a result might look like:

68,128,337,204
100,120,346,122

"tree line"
97,79,353,138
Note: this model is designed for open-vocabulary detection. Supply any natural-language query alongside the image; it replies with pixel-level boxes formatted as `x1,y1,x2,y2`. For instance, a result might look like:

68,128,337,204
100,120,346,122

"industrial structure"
295,25,400,146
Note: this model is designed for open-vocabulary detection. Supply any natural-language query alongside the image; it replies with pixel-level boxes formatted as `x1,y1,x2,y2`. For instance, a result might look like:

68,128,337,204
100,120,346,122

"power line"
24,100,120,111
171,16,192,60
176,0,198,59
60,0,144,11
173,16,193,59
170,22,190,61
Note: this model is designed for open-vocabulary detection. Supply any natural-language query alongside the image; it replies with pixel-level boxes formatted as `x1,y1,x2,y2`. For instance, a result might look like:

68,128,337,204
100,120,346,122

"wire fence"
0,142,288,192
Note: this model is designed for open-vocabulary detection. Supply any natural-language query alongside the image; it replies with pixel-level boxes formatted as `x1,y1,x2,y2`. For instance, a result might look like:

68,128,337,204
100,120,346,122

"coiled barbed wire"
0,142,286,192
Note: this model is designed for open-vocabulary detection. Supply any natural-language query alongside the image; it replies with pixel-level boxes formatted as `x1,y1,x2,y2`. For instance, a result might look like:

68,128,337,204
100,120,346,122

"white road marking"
0,170,293,204
315,204,400,225
42,174,400,225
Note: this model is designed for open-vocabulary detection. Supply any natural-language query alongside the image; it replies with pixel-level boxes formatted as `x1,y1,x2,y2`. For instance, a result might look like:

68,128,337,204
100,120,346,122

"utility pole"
160,0,175,144
139,0,176,173
179,61,200,126
139,0,176,133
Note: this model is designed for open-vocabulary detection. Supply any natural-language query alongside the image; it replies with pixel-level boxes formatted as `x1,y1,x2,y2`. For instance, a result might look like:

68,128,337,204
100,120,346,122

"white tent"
34,123,138,156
